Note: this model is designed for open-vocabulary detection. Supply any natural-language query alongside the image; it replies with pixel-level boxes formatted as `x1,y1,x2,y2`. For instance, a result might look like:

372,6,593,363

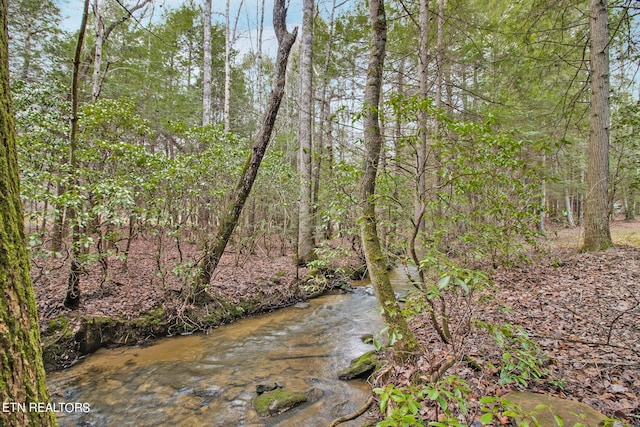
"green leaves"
479,322,549,387
373,376,472,427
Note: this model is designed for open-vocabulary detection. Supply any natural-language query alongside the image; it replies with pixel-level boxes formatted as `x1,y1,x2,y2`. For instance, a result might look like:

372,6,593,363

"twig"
532,333,638,353
553,358,640,367
328,395,374,427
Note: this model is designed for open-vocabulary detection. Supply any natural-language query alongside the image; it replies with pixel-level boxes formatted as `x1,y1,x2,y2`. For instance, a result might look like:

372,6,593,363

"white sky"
57,0,307,58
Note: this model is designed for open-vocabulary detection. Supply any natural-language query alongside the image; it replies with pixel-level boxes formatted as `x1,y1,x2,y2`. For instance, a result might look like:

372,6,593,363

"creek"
47,269,413,426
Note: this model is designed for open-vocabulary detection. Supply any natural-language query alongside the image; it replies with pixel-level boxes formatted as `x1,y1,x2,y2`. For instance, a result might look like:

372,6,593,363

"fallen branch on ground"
328,395,374,427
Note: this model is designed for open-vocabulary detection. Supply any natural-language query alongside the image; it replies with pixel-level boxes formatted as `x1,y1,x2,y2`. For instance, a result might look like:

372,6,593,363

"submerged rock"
502,391,607,427
256,382,283,394
253,389,309,416
193,386,223,398
338,350,378,380
294,302,311,309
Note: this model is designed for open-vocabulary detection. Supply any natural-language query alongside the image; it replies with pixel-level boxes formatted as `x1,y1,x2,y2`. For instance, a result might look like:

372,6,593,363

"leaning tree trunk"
192,0,297,301
360,0,418,360
0,1,56,423
582,0,612,251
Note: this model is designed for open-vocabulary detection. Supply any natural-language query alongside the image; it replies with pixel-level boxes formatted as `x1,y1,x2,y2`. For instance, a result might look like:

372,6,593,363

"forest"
1,0,640,425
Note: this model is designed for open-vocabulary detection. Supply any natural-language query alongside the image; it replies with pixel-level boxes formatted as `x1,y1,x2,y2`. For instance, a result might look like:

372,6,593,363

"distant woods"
6,0,640,307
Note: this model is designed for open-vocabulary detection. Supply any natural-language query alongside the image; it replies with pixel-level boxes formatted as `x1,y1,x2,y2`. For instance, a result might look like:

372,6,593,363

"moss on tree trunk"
359,0,418,361
0,1,56,423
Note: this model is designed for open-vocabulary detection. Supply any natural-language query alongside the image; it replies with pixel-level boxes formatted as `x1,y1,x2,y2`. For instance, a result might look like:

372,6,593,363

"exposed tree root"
328,395,374,427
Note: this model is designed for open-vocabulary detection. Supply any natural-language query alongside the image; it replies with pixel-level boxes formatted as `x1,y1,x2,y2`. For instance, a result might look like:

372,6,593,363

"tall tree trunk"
51,181,65,252
202,0,212,126
64,0,90,309
539,154,546,233
0,1,56,423
625,190,636,221
256,0,265,110
312,0,336,247
435,0,444,118
91,0,104,101
390,58,405,240
416,0,430,234
193,0,297,300
223,0,244,131
361,0,418,360
564,187,576,228
20,22,32,80
583,0,612,251
297,0,315,265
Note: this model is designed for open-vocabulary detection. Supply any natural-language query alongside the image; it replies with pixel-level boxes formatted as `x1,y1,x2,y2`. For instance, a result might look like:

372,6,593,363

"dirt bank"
33,236,360,370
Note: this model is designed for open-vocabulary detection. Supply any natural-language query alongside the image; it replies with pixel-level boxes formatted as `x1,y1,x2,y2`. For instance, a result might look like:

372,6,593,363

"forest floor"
32,220,640,424
367,219,640,425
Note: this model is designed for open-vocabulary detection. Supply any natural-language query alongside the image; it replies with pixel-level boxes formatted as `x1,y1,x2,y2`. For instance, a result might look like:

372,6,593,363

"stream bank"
41,270,351,371
46,284,388,426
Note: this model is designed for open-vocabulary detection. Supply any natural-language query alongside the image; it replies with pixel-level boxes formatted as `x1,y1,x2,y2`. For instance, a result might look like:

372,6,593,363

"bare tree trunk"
297,0,315,265
223,0,244,131
361,0,418,360
256,0,265,110
20,23,32,80
0,1,56,422
202,0,212,125
64,0,90,310
416,0,430,234
193,0,297,301
564,187,576,228
583,0,612,251
51,181,65,251
435,0,444,118
625,190,636,221
538,154,547,233
313,0,336,241
224,0,231,131
79,1,146,80
91,0,103,101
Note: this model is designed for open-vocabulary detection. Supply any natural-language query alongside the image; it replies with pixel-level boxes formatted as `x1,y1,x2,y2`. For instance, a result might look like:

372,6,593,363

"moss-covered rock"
253,389,308,416
338,350,378,380
502,391,607,427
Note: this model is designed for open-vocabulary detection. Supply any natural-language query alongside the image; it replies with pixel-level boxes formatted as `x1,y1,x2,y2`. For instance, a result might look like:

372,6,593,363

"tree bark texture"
415,0,430,234
0,0,56,423
583,0,612,251
202,0,212,126
297,0,315,265
360,0,418,360
194,0,297,298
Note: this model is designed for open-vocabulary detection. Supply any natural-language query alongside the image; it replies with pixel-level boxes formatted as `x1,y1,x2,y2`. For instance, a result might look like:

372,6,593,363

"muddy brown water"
47,270,414,426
